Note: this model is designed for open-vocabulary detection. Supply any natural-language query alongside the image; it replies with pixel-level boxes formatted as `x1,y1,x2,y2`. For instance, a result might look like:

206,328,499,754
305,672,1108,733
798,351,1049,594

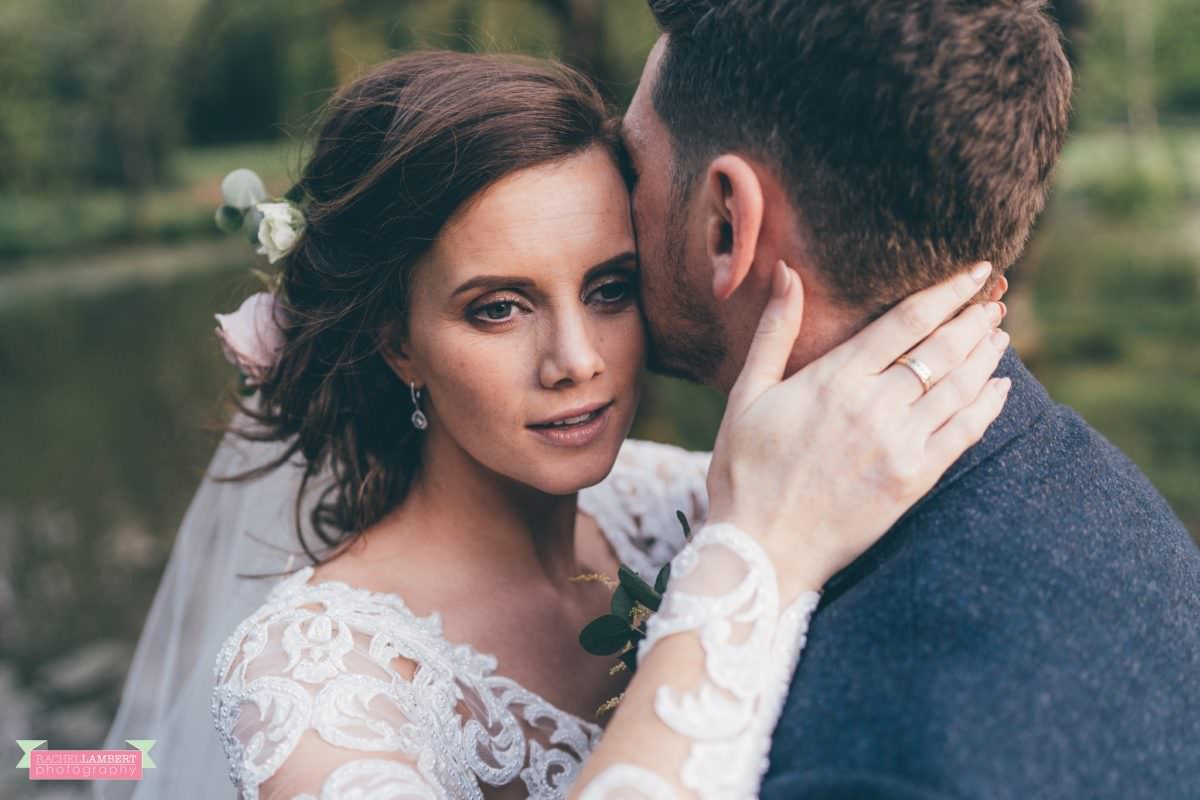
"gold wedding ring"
895,354,934,395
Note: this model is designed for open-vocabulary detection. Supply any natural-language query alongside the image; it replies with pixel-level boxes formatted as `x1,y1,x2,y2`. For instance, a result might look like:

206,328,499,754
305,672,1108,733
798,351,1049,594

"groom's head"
623,0,1072,391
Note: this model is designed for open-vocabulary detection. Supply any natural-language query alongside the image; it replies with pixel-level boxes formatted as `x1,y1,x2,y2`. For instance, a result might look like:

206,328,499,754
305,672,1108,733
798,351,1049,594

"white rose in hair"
213,291,286,385
255,201,305,263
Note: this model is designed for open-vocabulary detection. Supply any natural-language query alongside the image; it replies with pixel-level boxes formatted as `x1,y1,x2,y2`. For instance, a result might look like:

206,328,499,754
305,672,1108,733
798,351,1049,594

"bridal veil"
95,405,333,800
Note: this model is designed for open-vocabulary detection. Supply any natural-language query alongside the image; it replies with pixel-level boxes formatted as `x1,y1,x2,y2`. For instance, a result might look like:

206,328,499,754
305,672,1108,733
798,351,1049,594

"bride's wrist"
687,520,828,606
776,571,826,608
699,517,830,600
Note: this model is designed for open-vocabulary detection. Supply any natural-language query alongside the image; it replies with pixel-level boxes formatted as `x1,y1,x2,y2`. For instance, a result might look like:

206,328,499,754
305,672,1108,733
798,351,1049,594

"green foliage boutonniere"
572,510,693,718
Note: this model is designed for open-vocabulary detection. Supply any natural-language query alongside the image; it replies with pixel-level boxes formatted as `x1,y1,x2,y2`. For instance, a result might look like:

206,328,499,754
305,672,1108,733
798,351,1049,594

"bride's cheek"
611,311,648,368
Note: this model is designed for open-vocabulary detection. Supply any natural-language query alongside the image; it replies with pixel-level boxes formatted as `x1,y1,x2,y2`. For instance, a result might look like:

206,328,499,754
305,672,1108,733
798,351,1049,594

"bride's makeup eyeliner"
471,297,524,323
466,274,635,326
462,251,638,327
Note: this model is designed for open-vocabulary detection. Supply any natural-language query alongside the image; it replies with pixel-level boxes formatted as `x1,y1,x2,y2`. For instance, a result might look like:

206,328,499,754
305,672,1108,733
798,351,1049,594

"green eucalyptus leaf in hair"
246,206,265,247
214,204,245,233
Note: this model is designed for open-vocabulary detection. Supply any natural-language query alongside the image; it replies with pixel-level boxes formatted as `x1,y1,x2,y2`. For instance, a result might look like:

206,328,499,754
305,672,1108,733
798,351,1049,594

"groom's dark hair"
646,0,1072,311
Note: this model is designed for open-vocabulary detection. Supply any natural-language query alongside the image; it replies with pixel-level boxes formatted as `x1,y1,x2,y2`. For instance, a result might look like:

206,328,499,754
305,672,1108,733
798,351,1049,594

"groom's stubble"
641,177,730,387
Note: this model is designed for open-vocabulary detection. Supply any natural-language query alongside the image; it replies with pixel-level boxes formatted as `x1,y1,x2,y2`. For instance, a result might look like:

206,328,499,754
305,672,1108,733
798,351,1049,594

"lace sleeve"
211,596,449,800
578,439,712,576
570,523,822,800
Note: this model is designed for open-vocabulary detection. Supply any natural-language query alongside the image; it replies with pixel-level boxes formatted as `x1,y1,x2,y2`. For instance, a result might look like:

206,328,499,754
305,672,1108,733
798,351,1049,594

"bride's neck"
365,434,581,588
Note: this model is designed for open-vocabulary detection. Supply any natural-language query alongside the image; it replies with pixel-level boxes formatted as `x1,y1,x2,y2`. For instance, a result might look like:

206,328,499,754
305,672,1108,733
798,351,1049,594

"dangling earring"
409,380,428,430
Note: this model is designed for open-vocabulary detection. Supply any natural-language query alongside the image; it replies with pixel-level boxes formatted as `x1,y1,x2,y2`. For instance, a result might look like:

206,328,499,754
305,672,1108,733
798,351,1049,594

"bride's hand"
705,260,1010,600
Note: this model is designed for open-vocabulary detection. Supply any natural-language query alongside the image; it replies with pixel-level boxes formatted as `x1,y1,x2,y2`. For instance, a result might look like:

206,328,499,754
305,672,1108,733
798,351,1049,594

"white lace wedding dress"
211,438,819,799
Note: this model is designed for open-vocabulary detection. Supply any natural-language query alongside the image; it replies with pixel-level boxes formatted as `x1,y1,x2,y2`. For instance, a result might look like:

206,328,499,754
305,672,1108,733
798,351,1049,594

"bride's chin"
523,446,623,496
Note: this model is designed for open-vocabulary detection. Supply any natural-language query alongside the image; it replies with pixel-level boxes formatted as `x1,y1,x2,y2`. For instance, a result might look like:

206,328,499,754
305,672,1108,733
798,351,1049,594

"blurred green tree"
0,0,190,195
176,0,338,145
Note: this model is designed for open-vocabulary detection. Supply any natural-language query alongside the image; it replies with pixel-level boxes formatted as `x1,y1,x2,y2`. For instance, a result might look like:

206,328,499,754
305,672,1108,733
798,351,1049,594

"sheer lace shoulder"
212,567,603,799
577,439,711,578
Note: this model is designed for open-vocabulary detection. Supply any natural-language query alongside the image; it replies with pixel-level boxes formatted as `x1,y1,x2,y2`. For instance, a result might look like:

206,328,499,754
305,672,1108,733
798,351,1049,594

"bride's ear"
703,154,765,302
377,323,421,386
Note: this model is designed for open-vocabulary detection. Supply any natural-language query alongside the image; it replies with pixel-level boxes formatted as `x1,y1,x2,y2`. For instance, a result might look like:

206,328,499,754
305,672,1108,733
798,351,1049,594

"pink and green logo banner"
15,740,155,781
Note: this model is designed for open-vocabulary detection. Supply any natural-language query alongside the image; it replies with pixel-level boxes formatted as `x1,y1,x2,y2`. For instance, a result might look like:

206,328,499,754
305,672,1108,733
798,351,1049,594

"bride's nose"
538,309,605,388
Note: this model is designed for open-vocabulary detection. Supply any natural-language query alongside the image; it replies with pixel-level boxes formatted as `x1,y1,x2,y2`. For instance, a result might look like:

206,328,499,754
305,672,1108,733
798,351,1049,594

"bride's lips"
527,401,613,447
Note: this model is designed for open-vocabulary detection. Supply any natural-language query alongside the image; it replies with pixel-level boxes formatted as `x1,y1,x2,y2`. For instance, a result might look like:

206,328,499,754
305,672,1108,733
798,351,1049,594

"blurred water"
0,264,250,798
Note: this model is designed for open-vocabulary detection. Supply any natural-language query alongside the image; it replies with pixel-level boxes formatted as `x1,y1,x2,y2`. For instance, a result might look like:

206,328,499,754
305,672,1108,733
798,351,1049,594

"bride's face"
397,146,645,495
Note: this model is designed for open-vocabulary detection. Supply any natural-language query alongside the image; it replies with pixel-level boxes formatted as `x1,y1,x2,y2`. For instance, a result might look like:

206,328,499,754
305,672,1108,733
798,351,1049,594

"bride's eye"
590,279,634,307
471,298,523,324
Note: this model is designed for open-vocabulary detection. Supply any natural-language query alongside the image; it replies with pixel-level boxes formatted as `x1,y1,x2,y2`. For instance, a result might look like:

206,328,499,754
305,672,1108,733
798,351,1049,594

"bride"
98,51,1009,800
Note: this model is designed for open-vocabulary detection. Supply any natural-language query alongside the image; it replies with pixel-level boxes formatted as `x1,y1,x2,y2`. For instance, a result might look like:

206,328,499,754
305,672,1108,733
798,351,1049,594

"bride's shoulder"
578,438,712,575
212,565,450,689
210,566,479,798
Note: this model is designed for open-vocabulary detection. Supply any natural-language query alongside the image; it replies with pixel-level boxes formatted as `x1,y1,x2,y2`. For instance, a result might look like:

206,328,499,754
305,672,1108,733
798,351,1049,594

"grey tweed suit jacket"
761,347,1200,799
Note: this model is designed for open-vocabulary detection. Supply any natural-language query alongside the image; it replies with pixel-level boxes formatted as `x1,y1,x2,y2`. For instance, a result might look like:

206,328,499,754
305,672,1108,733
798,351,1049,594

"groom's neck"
713,296,866,394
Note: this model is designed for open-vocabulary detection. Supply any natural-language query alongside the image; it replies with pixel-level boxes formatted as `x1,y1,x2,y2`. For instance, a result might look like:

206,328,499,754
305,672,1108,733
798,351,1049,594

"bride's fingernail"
999,301,1008,319
772,260,789,296
971,261,993,282
997,377,1013,394
991,329,1009,348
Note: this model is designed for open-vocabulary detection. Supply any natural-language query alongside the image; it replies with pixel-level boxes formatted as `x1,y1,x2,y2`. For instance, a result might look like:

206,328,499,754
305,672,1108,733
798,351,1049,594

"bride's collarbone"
307,547,628,726
441,578,629,721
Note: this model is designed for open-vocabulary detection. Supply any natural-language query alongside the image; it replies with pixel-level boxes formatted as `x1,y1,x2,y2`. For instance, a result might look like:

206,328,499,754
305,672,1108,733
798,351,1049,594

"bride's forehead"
452,152,626,229
431,169,630,266
434,228,634,290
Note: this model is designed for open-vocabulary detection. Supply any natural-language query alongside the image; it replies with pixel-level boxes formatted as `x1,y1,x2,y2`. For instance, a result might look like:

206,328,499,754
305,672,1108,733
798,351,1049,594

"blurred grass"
1023,204,1200,533
1055,128,1200,217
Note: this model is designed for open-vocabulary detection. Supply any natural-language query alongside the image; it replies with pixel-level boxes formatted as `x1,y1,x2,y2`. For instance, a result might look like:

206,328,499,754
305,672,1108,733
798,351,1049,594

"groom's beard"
644,292,727,385
642,220,728,386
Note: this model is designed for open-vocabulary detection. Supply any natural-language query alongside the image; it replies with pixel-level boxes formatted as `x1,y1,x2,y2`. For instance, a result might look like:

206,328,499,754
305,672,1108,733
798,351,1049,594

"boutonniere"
572,510,693,718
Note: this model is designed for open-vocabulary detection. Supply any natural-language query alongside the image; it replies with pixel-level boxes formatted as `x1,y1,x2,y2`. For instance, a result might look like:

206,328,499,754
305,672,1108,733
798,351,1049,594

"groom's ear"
703,154,765,302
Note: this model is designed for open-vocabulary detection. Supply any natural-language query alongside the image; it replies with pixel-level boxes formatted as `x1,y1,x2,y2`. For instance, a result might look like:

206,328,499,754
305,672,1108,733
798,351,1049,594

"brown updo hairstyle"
222,51,619,575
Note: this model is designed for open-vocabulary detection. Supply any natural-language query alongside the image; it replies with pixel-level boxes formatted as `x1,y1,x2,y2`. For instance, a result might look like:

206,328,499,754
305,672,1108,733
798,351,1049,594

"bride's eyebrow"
449,251,637,298
451,275,535,298
589,251,638,276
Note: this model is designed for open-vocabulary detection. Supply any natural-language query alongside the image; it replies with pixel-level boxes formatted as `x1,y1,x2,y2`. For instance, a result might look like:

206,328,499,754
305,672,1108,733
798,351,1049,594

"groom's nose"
538,310,605,387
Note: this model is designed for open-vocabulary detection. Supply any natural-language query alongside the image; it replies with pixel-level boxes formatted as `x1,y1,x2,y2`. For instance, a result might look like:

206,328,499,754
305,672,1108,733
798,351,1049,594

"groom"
622,1,1200,797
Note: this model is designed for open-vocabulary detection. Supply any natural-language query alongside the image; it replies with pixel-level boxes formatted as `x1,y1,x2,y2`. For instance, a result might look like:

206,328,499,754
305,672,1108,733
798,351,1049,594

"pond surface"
0,264,251,798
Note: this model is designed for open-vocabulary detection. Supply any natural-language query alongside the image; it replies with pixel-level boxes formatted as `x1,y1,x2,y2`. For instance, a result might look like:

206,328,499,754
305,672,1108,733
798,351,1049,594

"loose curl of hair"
219,51,619,577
